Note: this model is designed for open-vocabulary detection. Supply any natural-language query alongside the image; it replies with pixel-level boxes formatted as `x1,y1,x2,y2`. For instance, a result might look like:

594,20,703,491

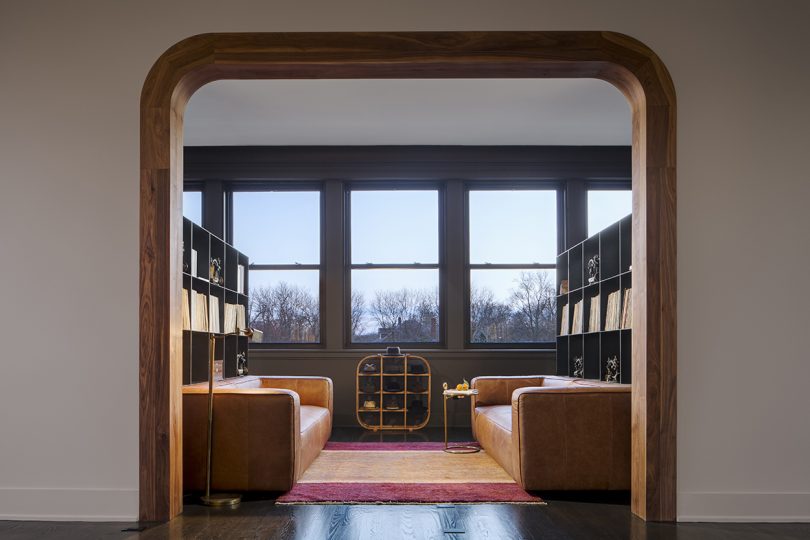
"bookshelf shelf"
556,214,632,384
182,217,250,385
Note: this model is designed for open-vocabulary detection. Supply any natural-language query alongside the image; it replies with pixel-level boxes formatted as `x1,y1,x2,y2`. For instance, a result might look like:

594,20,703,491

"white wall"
1,0,808,522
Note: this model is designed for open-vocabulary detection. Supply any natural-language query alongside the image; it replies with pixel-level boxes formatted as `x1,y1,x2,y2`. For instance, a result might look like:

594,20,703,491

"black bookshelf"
556,214,632,384
182,217,250,385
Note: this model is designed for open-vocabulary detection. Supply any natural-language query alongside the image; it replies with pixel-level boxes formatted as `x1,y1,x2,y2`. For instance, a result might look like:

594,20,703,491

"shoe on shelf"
362,362,379,373
363,400,377,409
408,363,426,374
362,381,377,394
384,380,402,392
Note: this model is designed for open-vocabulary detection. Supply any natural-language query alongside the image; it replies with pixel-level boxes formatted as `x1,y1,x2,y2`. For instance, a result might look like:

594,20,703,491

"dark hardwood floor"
2,428,808,539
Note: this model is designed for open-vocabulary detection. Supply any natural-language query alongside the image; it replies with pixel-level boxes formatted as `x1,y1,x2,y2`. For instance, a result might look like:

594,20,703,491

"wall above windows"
184,145,630,354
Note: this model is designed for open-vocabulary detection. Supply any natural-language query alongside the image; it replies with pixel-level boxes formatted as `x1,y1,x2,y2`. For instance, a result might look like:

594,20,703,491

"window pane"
233,191,320,264
248,269,319,343
351,190,438,264
470,269,556,343
183,191,202,226
588,190,632,236
351,269,439,343
469,190,556,264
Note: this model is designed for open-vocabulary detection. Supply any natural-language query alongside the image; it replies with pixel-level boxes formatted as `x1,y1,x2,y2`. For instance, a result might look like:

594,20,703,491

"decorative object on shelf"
236,352,248,376
356,354,431,431
363,399,377,409
361,362,379,373
441,382,480,454
559,279,569,295
384,396,401,410
573,356,584,378
209,257,224,285
605,356,620,383
386,346,401,355
587,255,600,284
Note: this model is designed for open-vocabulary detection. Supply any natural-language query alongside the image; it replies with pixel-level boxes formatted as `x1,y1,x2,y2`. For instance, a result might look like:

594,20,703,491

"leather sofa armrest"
183,388,301,492
471,375,546,407
509,385,631,490
258,376,333,413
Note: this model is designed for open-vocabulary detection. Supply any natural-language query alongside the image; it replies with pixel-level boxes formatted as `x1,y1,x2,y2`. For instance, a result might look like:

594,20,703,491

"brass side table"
442,384,480,454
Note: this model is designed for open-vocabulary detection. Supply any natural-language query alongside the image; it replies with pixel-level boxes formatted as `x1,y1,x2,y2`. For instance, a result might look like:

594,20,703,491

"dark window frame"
184,145,631,353
464,181,562,349
227,181,327,349
344,181,446,348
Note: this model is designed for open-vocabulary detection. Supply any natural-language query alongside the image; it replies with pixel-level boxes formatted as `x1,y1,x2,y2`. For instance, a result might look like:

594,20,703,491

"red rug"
277,482,542,504
276,441,543,505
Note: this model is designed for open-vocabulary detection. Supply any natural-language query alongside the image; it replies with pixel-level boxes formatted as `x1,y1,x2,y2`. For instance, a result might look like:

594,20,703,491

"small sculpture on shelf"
236,352,248,376
587,255,600,284
573,356,584,378
209,257,224,285
605,356,619,383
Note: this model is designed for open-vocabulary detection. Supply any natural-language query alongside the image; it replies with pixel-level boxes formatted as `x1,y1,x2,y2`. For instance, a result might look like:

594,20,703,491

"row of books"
559,288,632,335
182,288,247,334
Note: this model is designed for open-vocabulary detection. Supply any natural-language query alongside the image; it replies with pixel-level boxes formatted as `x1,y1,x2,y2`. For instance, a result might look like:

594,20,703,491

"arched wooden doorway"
139,32,676,522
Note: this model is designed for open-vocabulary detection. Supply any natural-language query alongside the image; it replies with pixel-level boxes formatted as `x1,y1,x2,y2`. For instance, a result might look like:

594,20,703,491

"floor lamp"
201,327,254,507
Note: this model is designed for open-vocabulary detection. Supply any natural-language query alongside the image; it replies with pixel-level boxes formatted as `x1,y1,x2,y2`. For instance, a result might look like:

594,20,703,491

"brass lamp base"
443,444,481,454
201,493,242,507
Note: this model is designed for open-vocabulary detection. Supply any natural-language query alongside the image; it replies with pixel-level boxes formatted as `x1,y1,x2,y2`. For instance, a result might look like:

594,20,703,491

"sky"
183,188,632,309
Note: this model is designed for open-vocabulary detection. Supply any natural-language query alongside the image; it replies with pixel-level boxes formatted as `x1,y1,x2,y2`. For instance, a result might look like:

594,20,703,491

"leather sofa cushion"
475,405,512,433
473,405,515,478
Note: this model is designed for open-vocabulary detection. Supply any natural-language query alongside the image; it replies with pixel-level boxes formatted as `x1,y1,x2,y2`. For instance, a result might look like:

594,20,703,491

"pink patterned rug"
276,441,543,505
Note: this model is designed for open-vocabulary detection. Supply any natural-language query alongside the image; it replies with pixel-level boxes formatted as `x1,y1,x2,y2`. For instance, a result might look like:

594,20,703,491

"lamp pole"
200,328,253,507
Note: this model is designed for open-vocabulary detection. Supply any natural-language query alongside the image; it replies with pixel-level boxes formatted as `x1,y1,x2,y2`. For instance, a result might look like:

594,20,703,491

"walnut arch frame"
139,31,676,522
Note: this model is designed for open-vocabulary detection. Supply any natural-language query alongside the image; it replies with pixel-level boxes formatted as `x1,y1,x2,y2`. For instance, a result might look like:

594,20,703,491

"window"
467,189,557,344
588,189,632,236
349,189,440,344
183,190,202,226
232,190,321,344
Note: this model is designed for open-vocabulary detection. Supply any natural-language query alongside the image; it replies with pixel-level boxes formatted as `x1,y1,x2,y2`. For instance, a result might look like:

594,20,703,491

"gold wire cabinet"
356,354,431,431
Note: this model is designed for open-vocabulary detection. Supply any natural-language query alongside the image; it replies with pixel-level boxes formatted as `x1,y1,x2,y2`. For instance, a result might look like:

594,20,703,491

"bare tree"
508,271,556,342
249,282,319,343
470,286,511,342
350,290,365,338
366,287,439,342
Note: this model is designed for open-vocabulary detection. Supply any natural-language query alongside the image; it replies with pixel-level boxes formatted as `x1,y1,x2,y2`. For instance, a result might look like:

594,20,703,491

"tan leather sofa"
471,375,630,491
183,375,333,492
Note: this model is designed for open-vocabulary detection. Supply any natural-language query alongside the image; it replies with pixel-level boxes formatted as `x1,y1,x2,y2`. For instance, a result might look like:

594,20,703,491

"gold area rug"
277,442,544,505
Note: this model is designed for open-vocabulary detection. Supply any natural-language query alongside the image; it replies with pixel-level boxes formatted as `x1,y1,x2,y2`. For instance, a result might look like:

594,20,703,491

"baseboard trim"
0,487,138,522
678,491,810,522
